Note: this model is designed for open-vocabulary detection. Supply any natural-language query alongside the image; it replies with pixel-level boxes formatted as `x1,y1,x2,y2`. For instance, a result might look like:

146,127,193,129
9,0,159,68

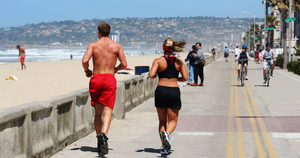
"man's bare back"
82,37,127,77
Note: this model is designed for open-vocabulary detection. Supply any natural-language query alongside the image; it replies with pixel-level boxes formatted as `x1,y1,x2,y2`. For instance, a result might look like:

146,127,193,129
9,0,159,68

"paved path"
51,55,300,158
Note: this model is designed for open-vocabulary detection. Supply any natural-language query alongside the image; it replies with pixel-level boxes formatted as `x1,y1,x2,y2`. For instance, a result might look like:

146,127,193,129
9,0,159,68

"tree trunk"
281,8,289,69
271,29,274,47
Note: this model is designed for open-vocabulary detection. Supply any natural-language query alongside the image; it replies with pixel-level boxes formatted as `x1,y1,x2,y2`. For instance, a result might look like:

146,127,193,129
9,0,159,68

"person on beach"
17,45,26,70
191,42,205,86
82,22,127,155
186,45,197,85
70,54,73,60
149,38,188,155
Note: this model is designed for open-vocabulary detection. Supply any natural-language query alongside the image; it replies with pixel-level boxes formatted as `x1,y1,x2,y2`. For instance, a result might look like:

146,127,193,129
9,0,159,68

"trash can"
135,66,149,75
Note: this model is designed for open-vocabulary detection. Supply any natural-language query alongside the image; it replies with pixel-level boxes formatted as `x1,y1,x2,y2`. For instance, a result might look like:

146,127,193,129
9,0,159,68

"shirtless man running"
17,45,26,70
82,22,127,155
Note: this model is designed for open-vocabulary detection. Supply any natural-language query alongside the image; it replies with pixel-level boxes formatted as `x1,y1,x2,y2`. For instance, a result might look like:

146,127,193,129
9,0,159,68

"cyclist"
260,43,276,84
235,45,250,81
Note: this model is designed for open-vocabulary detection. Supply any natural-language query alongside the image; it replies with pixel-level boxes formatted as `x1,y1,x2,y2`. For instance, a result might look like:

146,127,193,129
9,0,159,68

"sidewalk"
51,56,300,158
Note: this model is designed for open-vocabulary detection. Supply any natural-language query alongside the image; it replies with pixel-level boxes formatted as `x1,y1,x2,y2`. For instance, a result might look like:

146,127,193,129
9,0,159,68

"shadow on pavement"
255,85,268,87
231,85,243,87
70,146,113,158
136,148,173,157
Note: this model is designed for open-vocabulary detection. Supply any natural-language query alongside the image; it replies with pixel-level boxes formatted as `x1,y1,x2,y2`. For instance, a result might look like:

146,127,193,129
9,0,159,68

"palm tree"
266,15,280,46
269,0,300,69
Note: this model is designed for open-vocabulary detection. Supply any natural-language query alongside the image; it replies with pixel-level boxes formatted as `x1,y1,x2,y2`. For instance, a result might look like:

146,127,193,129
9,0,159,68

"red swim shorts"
89,74,117,109
255,54,259,59
20,55,25,63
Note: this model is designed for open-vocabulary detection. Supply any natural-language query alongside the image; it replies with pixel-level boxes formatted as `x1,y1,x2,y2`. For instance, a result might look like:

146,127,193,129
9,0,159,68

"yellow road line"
226,69,235,158
242,87,267,158
233,63,245,158
245,82,279,158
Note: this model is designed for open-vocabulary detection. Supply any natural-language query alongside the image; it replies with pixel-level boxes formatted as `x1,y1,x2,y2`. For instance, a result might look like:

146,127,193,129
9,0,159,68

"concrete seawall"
0,54,218,158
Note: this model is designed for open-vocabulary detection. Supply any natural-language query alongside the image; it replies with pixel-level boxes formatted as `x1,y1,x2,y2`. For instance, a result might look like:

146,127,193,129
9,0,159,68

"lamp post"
243,11,256,51
288,0,292,61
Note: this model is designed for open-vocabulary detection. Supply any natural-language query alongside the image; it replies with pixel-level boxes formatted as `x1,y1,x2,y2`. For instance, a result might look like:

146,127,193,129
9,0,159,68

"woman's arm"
149,59,159,79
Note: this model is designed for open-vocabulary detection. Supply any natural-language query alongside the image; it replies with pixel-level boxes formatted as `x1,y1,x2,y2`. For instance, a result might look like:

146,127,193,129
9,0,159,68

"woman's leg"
166,108,179,135
156,107,167,137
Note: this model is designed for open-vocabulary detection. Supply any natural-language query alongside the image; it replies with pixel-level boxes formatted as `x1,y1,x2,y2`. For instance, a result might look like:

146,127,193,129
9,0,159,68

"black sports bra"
157,56,179,79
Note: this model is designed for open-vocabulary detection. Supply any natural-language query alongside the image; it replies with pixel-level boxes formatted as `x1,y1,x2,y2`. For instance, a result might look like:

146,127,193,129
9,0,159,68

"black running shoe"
97,133,109,154
160,131,171,150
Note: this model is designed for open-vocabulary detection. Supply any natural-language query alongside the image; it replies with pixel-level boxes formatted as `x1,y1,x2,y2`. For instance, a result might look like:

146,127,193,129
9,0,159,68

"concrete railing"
0,54,219,158
0,74,158,158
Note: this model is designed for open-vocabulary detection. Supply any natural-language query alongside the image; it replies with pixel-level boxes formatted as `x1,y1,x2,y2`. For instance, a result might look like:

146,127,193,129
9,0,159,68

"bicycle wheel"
241,68,244,87
267,69,270,87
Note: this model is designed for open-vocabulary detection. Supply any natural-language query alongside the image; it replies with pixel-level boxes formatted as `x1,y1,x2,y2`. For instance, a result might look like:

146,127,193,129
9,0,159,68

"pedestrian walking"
224,46,229,62
191,42,205,86
149,37,188,155
186,45,197,85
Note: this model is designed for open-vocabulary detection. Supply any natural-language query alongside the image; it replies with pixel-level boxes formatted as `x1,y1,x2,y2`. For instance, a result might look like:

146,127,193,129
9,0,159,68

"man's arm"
115,45,127,74
82,43,93,77
273,50,277,61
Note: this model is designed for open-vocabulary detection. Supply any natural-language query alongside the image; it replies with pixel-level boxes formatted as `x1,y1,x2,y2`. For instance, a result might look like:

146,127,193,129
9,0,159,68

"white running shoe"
160,131,171,150
263,79,267,84
160,147,168,155
245,76,248,80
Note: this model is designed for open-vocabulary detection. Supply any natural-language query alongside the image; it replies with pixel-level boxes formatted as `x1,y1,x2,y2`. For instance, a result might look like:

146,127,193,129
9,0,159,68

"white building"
109,30,120,43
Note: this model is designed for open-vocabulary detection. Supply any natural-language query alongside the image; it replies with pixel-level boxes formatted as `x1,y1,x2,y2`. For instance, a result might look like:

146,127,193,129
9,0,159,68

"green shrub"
296,66,300,75
292,61,300,73
287,60,300,75
287,61,297,71
296,50,300,56
249,53,255,58
275,57,284,68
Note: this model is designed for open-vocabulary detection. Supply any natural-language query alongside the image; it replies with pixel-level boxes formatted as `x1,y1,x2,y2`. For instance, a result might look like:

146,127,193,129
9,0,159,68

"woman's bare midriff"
157,78,179,87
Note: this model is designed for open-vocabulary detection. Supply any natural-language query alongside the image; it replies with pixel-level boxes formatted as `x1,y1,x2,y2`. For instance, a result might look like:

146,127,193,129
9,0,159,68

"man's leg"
271,62,275,73
94,103,112,135
23,63,26,70
193,65,199,84
199,64,204,84
263,68,267,79
94,103,104,135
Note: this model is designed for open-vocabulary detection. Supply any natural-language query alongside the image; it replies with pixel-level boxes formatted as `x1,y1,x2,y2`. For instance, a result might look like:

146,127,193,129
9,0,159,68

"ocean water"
0,48,160,64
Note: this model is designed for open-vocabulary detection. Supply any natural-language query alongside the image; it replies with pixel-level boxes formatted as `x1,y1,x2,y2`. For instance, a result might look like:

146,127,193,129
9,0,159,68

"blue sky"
0,0,266,28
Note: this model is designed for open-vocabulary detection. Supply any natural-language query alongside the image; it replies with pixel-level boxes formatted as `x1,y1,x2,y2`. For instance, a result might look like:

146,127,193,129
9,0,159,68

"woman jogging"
149,38,188,155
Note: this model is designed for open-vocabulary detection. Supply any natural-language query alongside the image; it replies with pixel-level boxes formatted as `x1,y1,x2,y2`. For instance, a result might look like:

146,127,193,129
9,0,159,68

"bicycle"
264,59,272,87
238,59,248,87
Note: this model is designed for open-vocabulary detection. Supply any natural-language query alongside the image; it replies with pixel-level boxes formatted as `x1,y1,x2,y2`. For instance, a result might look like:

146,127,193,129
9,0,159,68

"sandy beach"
0,52,188,110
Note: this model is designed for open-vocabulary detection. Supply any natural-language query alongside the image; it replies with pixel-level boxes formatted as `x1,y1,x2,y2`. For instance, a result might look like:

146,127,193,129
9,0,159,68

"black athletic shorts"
238,60,248,66
154,85,181,110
